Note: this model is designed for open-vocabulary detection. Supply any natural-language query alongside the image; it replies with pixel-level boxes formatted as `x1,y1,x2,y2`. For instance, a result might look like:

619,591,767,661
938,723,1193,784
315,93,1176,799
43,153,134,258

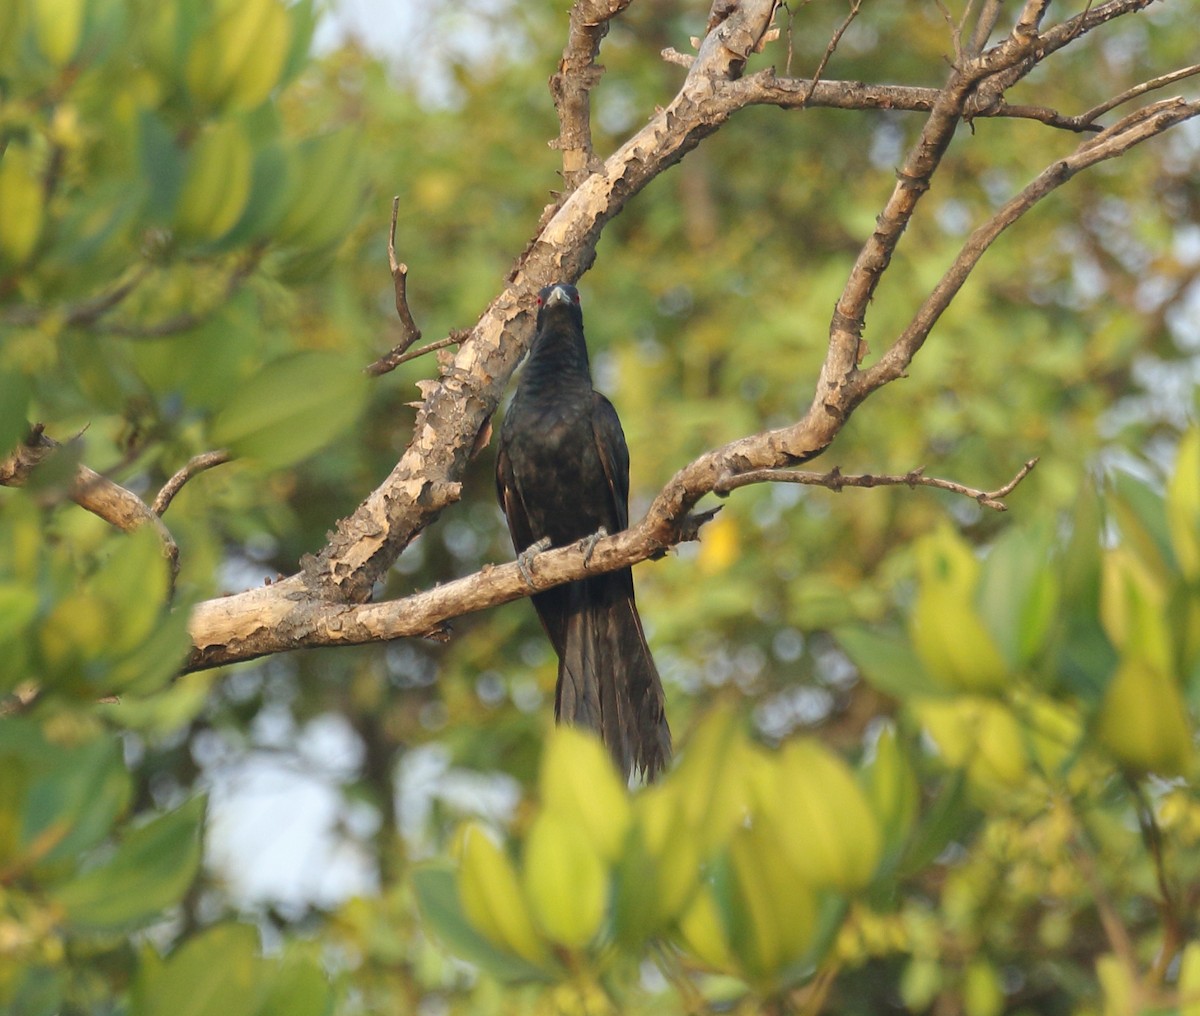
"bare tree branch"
299,0,785,606
6,1,1174,671
95,248,263,339
549,0,634,190
185,455,1035,669
713,458,1040,511
1,427,180,575
967,0,1004,56
809,0,862,90
853,96,1200,397
367,332,469,378
153,450,232,516
1,264,151,328
385,195,422,353
1072,63,1200,127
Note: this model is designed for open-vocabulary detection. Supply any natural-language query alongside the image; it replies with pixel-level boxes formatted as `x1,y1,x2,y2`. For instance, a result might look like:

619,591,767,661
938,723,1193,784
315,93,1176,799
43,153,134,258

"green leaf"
411,864,552,983
217,141,296,249
0,582,38,646
1109,471,1176,580
53,795,205,932
89,525,174,656
977,521,1059,668
0,721,131,874
835,624,944,699
4,966,65,1016
899,771,973,877
1166,427,1200,581
132,924,264,1016
211,350,369,468
138,109,186,223
521,810,608,949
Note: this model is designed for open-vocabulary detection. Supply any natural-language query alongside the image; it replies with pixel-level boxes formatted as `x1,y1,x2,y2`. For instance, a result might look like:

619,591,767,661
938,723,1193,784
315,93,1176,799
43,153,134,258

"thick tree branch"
186,456,1034,669
299,0,783,607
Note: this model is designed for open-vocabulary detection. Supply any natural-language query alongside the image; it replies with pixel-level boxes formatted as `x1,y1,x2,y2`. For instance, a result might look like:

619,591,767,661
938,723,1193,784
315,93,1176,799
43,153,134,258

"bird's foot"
516,537,552,588
579,526,608,568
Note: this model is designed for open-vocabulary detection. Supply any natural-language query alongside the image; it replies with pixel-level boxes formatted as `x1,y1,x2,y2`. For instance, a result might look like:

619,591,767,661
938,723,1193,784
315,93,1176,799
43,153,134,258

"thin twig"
387,196,422,352
975,100,1104,132
1073,63,1200,127
809,0,862,93
153,450,232,516
932,0,962,61
713,458,1039,510
1,264,152,328
1124,775,1185,984
366,330,468,377
782,1,795,75
661,47,695,68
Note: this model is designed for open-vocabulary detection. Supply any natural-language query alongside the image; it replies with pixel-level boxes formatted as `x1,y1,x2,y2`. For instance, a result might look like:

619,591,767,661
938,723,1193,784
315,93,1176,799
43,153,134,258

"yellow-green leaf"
457,822,549,967
521,810,607,949
538,725,630,862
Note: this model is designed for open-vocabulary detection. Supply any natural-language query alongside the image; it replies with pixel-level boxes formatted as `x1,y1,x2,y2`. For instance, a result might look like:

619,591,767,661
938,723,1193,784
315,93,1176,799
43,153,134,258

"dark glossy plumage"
496,283,671,780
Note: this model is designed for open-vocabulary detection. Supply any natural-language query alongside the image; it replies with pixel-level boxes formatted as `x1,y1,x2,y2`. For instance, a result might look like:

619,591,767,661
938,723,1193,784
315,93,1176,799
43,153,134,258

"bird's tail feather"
555,575,671,781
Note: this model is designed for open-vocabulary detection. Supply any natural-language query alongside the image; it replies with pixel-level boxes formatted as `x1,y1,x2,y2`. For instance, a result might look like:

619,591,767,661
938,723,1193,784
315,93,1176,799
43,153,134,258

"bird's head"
535,283,583,331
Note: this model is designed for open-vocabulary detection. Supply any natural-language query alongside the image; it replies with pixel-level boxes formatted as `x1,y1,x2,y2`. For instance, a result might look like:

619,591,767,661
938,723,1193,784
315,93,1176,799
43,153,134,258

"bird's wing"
495,440,537,553
592,391,630,532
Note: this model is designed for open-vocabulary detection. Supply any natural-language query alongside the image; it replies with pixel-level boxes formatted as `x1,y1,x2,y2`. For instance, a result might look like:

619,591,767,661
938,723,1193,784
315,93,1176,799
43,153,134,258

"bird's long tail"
555,572,672,781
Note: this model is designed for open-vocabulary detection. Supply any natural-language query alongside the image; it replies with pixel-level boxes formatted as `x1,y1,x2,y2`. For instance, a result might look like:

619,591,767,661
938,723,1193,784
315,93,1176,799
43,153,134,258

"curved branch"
153,450,231,516
1,427,179,575
185,457,1035,670
853,96,1200,397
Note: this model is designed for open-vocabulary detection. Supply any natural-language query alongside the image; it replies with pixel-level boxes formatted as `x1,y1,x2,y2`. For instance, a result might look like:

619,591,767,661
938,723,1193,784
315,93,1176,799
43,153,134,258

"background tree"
1,0,1199,1014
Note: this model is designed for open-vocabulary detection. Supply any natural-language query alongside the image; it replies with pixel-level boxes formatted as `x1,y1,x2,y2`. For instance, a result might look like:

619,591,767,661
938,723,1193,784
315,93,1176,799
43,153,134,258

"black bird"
496,283,671,780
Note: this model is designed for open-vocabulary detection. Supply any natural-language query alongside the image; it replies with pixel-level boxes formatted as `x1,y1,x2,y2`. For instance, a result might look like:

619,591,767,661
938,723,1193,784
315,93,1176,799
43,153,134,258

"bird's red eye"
536,296,543,306
572,292,580,304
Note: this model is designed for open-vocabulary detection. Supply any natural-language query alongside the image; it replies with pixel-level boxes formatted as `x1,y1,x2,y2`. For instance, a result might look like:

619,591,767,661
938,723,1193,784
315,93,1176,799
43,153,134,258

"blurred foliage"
1,0,1199,1013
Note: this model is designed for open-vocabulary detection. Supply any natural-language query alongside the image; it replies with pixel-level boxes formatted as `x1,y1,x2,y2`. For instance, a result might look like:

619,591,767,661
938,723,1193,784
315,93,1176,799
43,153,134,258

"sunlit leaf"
412,864,552,982
132,923,263,1016
211,351,368,467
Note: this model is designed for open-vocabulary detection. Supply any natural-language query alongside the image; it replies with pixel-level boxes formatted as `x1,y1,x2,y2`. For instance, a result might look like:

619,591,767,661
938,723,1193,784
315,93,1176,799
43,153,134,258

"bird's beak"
545,285,571,306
